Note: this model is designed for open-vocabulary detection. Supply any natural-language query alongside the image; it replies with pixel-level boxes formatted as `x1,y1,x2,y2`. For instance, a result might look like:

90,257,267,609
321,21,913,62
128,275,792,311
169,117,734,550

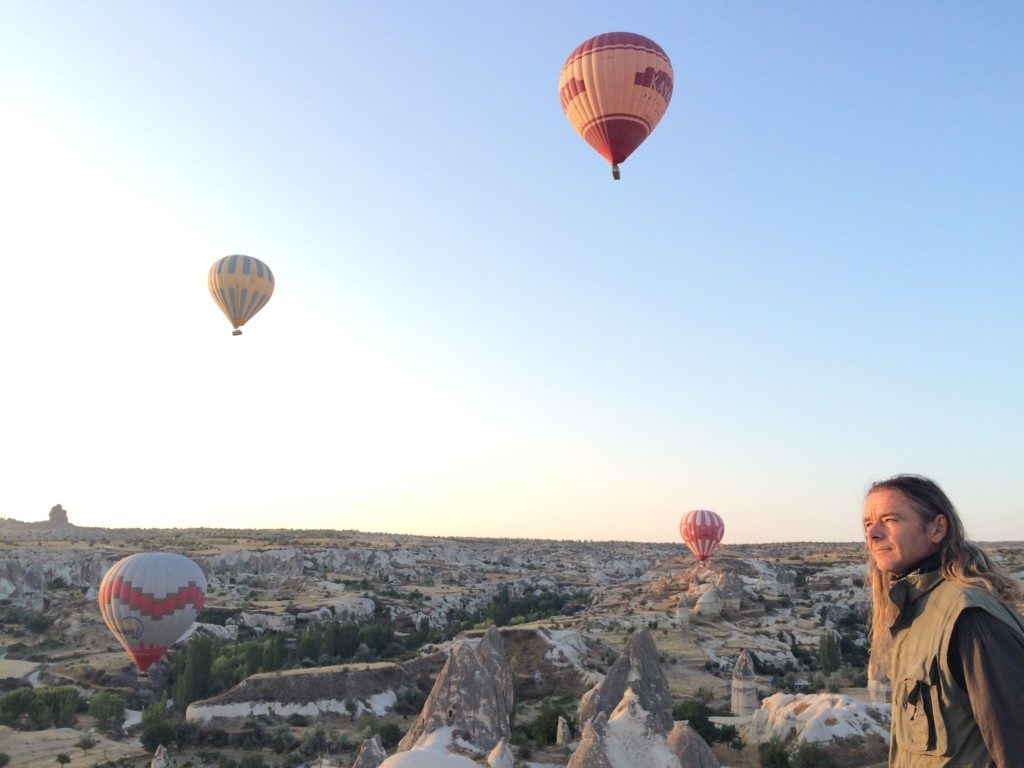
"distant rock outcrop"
694,588,722,617
353,734,388,768
568,690,681,768
711,570,745,607
731,649,758,716
557,715,573,746
48,504,70,526
577,628,673,734
666,721,719,768
674,595,689,625
150,744,172,768
397,625,513,753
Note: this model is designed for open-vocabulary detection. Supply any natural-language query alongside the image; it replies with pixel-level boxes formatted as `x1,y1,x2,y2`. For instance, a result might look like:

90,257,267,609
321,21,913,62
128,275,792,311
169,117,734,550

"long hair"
866,474,1024,682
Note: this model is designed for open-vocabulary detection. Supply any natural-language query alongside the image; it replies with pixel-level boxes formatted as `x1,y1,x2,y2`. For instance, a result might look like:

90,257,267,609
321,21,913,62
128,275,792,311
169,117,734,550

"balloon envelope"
208,255,275,335
559,32,674,177
98,552,206,673
679,509,725,563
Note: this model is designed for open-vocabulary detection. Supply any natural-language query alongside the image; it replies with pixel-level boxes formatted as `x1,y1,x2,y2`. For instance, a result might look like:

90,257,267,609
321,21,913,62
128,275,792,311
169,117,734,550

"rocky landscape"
3,507,1024,767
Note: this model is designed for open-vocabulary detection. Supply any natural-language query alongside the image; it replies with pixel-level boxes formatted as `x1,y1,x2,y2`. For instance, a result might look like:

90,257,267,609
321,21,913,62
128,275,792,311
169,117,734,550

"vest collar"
888,568,945,633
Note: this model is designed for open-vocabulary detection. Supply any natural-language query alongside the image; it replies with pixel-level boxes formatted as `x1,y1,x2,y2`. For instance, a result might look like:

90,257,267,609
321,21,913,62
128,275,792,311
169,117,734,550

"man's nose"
866,520,883,539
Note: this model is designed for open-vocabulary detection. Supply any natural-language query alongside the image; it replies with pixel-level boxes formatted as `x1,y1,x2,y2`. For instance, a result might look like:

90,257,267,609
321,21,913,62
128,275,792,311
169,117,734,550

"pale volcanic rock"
556,715,573,746
666,721,719,768
381,727,484,767
694,588,722,617
353,734,388,768
397,626,513,753
731,649,758,716
150,744,172,768
568,690,681,768
746,692,890,745
577,628,673,734
486,737,513,768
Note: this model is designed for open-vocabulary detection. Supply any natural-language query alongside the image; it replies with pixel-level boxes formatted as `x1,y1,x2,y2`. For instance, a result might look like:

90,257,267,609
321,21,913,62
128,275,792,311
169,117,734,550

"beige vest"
888,570,1024,767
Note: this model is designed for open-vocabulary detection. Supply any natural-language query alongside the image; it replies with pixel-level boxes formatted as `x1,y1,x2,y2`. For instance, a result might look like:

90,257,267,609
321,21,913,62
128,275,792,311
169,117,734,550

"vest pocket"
895,656,949,756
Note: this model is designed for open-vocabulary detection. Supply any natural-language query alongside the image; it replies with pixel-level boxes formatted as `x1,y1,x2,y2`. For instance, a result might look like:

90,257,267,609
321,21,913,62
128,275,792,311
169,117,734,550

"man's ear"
930,513,949,544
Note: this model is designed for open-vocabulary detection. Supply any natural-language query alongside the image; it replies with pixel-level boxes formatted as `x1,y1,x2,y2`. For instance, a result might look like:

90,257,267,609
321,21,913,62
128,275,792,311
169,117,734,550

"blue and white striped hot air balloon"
208,255,275,335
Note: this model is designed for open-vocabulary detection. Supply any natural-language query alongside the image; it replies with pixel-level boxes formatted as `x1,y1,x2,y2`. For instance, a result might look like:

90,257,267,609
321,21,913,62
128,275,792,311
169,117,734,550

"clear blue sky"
1,2,1021,543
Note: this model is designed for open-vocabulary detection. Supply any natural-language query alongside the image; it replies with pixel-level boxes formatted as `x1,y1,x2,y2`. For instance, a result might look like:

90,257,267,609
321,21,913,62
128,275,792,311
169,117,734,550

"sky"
0,2,1021,544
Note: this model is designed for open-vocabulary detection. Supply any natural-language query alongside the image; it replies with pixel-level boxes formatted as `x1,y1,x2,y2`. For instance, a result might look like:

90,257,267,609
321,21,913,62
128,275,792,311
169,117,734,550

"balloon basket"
232,329,242,336
611,163,620,180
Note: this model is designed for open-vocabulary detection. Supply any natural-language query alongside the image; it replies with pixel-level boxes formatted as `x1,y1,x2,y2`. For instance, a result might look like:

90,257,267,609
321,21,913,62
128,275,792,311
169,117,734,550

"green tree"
530,702,570,745
0,752,10,767
790,742,838,768
818,629,841,675
89,691,126,733
758,737,790,768
140,721,176,753
55,754,71,766
75,735,97,754
175,634,214,708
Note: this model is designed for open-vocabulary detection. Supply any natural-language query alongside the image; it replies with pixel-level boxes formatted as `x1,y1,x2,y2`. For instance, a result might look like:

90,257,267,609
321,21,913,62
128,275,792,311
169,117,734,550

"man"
864,475,1024,767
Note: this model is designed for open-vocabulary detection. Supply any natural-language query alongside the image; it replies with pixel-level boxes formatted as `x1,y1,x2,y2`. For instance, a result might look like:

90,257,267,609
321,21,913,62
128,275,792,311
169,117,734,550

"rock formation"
746,692,890,746
380,728,481,767
711,570,744,610
666,721,719,768
397,625,513,753
674,594,689,625
48,504,70,525
731,649,758,716
577,628,673,734
150,745,172,768
557,714,573,746
694,588,722,617
353,734,388,768
487,737,514,767
568,689,681,768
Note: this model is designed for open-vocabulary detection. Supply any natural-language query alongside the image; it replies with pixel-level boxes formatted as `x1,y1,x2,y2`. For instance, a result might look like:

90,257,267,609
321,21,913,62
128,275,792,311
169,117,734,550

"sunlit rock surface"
397,626,513,753
577,628,673,734
746,692,890,745
568,690,681,768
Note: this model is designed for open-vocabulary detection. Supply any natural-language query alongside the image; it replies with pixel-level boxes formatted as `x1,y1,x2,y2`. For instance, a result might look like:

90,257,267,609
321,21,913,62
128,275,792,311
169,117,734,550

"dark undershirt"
949,608,1024,766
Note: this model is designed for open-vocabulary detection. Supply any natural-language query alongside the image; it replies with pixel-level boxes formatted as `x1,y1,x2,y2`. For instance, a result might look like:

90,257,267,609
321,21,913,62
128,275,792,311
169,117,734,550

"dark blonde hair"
866,474,1024,682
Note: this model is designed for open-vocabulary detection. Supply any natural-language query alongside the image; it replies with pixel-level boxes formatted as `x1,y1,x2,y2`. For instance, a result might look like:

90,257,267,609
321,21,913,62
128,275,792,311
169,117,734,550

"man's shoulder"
932,578,1024,627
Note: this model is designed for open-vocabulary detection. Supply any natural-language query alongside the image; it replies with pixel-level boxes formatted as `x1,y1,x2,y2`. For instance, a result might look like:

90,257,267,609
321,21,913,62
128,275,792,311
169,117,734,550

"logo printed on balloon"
633,67,673,101
118,616,144,641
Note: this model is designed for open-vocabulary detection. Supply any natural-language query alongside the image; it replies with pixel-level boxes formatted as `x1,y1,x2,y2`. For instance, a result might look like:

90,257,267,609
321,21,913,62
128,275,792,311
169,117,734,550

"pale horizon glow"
1,3,1021,544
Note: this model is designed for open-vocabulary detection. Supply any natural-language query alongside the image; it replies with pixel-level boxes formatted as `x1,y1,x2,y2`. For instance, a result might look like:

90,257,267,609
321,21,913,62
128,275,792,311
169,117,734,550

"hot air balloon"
98,552,206,676
208,255,275,335
559,32,674,179
679,509,725,564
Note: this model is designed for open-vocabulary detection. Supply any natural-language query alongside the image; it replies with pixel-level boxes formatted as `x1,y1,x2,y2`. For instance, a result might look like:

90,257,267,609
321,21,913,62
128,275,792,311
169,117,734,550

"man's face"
863,488,947,575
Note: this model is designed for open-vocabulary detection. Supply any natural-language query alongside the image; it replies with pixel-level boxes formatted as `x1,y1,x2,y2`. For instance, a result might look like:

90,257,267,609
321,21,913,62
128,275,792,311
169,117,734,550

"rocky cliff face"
577,628,673,734
397,625,513,754
0,549,111,605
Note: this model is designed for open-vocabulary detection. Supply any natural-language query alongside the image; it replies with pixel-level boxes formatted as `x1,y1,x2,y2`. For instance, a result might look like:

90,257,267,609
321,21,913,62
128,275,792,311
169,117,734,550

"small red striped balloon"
559,32,674,179
679,509,725,563
98,552,206,675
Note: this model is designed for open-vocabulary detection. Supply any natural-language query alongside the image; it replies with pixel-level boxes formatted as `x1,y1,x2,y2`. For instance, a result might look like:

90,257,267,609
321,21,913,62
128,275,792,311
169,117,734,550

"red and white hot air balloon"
98,552,206,676
679,509,725,564
559,32,674,179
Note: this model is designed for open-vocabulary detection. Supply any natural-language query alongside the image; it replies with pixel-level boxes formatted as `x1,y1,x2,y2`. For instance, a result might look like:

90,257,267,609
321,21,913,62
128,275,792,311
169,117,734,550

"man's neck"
891,551,943,582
